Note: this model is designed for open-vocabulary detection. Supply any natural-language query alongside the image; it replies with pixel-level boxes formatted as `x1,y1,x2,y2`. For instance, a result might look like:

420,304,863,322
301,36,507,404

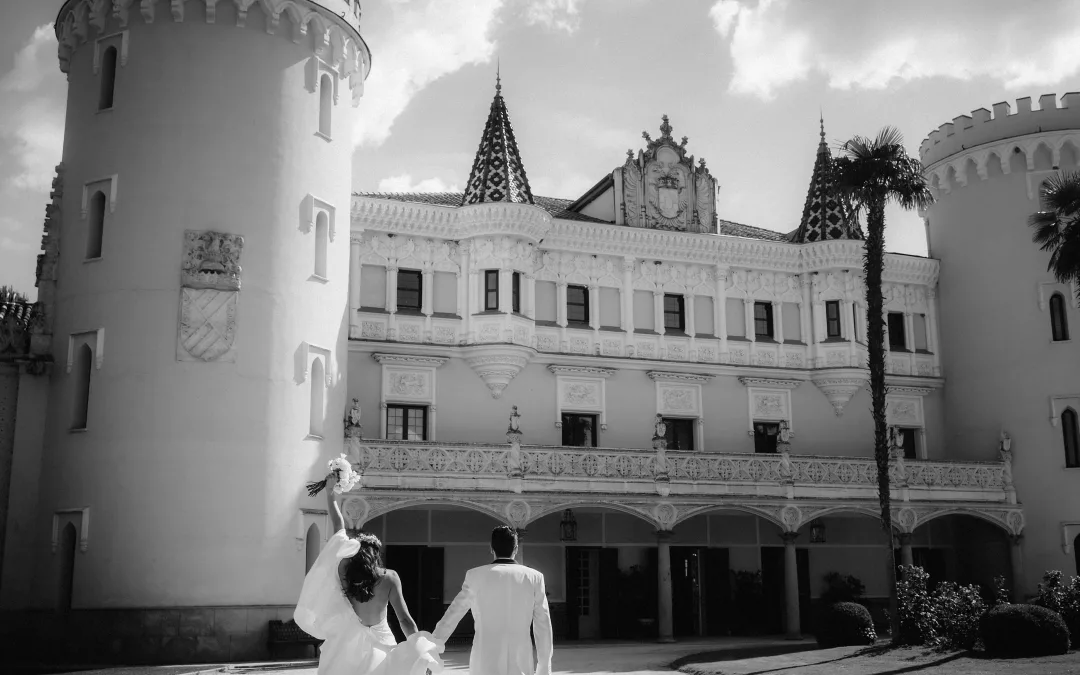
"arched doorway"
305,523,321,574
363,503,506,643
57,522,77,610
526,504,660,642
911,513,1013,594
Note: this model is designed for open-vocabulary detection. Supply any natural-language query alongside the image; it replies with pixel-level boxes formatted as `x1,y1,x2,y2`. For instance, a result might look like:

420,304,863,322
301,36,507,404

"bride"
294,472,444,675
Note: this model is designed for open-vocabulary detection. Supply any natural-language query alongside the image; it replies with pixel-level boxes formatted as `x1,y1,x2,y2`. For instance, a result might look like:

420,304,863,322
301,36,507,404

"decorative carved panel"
886,395,924,427
657,382,701,417
177,230,244,363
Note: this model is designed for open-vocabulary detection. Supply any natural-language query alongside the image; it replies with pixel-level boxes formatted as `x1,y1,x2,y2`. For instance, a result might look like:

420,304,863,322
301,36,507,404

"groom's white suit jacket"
433,560,553,675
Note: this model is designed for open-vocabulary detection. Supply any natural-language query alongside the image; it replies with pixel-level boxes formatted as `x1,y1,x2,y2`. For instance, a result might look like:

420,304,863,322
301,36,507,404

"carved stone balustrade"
353,440,1007,504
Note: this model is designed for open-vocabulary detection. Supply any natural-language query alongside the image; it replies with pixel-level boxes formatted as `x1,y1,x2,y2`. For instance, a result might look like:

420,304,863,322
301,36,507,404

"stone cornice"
888,386,935,397
55,0,371,85
350,197,939,286
647,370,715,383
548,364,617,379
737,377,802,390
372,353,449,368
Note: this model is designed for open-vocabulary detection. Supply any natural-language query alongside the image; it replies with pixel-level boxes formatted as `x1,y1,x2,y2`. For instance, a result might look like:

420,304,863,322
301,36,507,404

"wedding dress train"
295,529,444,675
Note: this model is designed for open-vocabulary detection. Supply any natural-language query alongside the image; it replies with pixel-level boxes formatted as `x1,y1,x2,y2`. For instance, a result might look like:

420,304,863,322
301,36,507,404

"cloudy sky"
3,0,1079,295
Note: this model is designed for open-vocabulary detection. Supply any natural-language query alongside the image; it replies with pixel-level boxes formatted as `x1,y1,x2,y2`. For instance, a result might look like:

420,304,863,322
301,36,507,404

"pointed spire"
461,72,534,206
790,115,863,244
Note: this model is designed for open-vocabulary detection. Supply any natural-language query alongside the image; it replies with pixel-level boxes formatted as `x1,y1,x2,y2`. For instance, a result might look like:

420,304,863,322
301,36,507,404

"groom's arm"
531,573,554,675
432,569,475,644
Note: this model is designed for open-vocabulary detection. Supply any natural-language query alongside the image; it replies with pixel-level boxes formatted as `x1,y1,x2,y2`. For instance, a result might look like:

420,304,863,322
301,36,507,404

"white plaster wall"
26,2,359,609
926,138,1080,594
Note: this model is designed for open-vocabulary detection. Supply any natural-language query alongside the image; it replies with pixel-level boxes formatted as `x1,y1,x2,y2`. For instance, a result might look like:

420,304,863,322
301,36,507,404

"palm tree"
832,127,934,642
1030,171,1080,304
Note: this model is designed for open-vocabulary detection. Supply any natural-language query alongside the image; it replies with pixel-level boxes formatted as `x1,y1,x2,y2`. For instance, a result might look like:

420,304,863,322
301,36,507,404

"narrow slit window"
99,46,117,110
309,358,325,437
1050,293,1070,342
72,343,93,430
318,74,332,137
887,312,907,350
512,272,521,314
314,212,328,278
1063,408,1079,469
566,285,589,324
86,191,106,260
484,270,499,311
663,294,685,332
826,300,842,338
397,269,422,312
753,302,774,339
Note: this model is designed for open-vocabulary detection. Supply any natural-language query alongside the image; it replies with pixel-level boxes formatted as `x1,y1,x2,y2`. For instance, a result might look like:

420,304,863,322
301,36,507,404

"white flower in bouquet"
306,453,362,497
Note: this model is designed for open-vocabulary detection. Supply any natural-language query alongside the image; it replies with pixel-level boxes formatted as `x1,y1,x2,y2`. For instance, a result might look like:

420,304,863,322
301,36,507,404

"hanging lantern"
560,509,578,542
810,519,827,544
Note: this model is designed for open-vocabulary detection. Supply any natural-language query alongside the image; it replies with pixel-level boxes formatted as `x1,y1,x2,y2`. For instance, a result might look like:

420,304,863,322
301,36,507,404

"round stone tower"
919,93,1080,592
24,0,369,657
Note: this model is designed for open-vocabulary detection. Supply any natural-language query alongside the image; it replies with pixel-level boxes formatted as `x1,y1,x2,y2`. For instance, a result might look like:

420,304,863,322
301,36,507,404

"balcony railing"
351,440,1008,503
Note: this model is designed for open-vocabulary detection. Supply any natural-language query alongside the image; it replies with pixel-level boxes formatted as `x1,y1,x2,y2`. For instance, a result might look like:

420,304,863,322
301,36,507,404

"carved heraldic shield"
177,230,244,363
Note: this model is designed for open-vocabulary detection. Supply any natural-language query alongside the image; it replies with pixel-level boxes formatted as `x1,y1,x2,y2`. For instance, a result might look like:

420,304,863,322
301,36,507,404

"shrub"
820,572,866,604
816,601,877,647
896,565,987,650
980,604,1070,657
1032,570,1080,641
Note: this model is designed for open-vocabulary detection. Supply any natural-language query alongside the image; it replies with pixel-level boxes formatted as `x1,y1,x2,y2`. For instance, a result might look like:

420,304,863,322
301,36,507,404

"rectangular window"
897,427,918,460
386,404,427,441
753,422,779,454
888,312,907,350
397,269,422,312
561,413,598,447
663,294,685,332
663,417,695,451
512,272,521,314
826,300,842,339
484,270,499,311
567,285,589,324
753,302,774,339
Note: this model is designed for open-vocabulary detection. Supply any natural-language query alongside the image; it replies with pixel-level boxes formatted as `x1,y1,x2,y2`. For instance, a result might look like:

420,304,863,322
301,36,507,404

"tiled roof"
461,78,535,206
789,118,864,244
353,191,792,241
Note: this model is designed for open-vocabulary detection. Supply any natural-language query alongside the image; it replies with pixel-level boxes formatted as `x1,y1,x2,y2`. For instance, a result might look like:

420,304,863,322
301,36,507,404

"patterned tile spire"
790,116,863,243
461,73,535,206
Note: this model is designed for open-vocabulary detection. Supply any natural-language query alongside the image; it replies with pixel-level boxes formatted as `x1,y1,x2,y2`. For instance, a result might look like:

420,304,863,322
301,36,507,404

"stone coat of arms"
177,230,244,363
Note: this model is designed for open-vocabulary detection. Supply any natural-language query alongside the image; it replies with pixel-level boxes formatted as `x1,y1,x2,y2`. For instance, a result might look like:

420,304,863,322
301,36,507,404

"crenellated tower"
0,0,370,660
919,93,1080,594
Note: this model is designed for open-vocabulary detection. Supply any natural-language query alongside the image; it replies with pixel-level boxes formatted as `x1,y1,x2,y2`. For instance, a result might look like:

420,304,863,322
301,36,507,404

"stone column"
654,291,665,336
458,247,470,339
799,274,812,361
386,265,398,339
349,237,362,334
588,285,600,330
499,268,513,313
773,300,783,342
714,266,728,360
1009,535,1025,601
927,286,942,375
525,274,536,320
782,532,801,639
556,282,568,327
897,533,914,567
622,257,635,333
845,299,857,365
467,269,480,343
657,530,675,643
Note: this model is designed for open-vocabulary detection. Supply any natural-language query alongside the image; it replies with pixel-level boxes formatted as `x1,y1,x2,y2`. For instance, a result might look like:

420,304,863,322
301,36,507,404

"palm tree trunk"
862,194,899,642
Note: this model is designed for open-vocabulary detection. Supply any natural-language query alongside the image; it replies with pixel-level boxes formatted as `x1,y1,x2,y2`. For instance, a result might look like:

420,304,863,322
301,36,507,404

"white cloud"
0,24,65,191
377,174,460,193
522,0,583,34
352,0,503,148
709,0,1080,99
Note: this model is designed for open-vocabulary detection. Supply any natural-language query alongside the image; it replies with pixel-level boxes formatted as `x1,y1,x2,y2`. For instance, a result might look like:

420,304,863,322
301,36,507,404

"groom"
433,526,553,675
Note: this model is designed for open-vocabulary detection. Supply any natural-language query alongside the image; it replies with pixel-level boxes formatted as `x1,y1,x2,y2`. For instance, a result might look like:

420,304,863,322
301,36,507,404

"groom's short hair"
491,526,518,557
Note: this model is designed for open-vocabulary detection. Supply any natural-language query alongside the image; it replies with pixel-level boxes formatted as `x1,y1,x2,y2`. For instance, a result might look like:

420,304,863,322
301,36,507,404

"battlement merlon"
920,93,1080,168
54,0,371,85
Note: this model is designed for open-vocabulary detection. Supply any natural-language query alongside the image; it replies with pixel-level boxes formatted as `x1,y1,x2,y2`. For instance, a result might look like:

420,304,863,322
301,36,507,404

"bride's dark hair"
342,533,385,603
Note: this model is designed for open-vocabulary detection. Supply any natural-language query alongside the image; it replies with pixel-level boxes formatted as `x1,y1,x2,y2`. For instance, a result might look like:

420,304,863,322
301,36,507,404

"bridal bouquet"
305,453,362,497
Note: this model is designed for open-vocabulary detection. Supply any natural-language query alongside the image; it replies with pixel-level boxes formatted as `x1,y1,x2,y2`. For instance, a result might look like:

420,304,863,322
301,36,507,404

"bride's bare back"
338,561,417,634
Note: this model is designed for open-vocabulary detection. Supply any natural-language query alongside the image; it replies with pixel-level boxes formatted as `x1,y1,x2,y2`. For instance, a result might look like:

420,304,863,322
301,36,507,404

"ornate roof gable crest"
619,115,717,234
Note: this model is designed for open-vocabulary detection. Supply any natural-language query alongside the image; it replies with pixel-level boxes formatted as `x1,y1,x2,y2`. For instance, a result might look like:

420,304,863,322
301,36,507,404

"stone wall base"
0,605,301,665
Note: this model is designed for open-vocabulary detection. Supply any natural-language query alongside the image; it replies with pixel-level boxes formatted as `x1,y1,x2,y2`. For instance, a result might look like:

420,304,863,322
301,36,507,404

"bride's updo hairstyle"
342,532,385,603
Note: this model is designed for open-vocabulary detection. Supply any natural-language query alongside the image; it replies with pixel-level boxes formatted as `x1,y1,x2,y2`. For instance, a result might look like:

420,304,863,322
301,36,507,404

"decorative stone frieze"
372,353,450,368
648,371,715,383
463,344,534,399
548,365,617,378
737,377,802,390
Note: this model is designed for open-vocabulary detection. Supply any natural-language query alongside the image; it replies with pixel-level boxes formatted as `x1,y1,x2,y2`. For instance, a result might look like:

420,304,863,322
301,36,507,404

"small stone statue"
653,414,667,449
777,420,793,445
888,425,908,485
344,398,363,439
999,431,1013,488
582,419,593,448
507,405,522,434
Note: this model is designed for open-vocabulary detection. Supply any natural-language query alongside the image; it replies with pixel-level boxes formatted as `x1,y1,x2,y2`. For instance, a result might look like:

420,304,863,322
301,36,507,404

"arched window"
86,191,106,259
314,211,328,278
305,523,321,573
99,46,117,110
72,343,93,430
1050,292,1070,341
309,357,325,437
318,74,332,137
57,522,77,610
1064,408,1079,468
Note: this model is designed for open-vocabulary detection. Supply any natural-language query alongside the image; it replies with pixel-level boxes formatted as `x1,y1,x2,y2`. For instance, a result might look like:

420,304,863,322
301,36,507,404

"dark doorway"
761,546,810,635
703,548,731,636
385,545,444,642
566,546,613,640
912,547,947,589
671,546,704,636
57,523,77,611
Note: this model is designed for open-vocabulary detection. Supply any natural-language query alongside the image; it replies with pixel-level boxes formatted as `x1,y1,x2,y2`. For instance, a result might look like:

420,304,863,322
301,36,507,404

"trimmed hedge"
816,601,877,648
980,604,1070,657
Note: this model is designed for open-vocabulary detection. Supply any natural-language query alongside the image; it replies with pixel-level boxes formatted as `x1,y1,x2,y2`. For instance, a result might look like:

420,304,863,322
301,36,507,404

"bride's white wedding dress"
295,529,444,675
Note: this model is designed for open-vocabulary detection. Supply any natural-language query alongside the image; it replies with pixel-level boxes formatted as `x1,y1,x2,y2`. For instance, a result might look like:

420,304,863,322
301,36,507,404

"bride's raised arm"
325,472,346,533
